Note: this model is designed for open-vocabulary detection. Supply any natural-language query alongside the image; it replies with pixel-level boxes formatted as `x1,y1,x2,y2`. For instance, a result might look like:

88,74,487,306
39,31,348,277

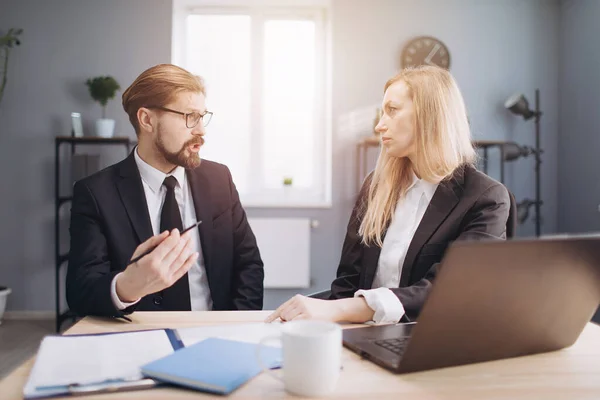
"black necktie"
160,176,183,233
158,176,191,310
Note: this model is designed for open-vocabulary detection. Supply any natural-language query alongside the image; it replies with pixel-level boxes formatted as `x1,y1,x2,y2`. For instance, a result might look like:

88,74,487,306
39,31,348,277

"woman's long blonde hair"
359,66,476,247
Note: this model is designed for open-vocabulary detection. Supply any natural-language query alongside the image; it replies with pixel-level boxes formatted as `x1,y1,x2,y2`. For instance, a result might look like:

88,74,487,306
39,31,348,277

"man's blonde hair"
359,66,476,246
122,64,205,135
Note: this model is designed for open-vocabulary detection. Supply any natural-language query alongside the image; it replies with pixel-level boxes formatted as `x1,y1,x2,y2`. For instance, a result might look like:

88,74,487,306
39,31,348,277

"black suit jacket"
330,164,510,321
66,153,264,317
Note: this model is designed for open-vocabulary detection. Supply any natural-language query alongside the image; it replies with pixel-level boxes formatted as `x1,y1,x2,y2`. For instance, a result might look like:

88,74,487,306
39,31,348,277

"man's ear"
137,107,154,133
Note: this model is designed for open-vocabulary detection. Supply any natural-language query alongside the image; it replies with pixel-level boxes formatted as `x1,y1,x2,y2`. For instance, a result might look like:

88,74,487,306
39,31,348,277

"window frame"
172,0,332,208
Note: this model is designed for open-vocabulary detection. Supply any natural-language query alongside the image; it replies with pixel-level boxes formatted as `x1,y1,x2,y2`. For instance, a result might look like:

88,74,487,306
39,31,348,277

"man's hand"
116,229,198,302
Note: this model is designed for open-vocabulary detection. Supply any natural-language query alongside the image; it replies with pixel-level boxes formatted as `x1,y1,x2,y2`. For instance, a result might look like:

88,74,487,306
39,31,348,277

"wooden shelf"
473,140,509,148
355,135,381,192
358,135,380,146
355,137,512,193
55,136,133,145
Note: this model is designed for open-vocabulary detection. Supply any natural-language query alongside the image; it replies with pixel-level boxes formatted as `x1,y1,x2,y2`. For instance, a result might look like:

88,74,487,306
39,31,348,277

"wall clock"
401,36,450,69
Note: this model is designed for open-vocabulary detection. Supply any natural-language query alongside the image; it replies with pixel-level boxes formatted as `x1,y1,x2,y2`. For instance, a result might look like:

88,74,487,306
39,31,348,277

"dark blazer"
66,153,264,317
330,164,510,321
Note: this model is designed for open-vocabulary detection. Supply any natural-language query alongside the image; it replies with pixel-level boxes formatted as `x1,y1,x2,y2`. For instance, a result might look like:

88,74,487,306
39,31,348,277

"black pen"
128,220,202,266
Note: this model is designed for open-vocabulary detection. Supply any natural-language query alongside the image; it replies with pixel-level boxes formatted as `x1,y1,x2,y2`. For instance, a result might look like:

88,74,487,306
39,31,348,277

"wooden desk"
2,312,600,399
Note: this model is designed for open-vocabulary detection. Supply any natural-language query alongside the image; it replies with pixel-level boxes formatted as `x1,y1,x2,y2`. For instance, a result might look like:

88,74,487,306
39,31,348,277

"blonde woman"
266,66,510,324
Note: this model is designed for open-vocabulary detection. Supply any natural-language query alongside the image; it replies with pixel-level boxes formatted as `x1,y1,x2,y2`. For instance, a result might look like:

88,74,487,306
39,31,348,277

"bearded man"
66,64,264,317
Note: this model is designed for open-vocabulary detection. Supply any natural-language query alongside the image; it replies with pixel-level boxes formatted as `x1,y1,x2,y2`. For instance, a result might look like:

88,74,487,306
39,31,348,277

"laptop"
343,236,600,374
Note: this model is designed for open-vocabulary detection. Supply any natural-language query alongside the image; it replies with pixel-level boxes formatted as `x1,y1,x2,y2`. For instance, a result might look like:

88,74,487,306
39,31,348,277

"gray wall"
558,0,600,233
0,0,171,312
0,0,561,313
558,0,600,323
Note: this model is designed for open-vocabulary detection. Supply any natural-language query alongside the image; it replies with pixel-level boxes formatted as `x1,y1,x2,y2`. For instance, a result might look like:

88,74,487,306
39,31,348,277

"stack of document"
24,330,175,398
23,323,282,399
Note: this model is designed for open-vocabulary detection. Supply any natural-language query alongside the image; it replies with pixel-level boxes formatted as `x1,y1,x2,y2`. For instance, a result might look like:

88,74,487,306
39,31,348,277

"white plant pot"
0,287,11,325
95,118,115,138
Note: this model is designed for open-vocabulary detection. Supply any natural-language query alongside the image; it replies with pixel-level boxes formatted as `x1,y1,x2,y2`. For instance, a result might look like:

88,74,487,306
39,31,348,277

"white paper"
25,330,174,389
176,322,283,348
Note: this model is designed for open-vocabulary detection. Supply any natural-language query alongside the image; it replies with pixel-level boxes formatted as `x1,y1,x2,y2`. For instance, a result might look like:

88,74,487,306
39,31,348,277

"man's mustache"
185,136,204,146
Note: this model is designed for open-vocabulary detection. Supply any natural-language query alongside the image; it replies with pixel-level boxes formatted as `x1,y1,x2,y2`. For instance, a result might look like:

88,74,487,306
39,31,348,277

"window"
173,0,331,207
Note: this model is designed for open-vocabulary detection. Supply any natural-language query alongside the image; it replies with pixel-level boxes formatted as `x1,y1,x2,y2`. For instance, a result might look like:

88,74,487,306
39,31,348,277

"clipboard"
23,328,184,399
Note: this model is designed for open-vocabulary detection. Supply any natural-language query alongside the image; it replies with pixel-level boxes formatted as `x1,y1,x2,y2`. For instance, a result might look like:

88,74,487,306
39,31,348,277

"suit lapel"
117,153,153,244
399,167,465,286
187,166,213,276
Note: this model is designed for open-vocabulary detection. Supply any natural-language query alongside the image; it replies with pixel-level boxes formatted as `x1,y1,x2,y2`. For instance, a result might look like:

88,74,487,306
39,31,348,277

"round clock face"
401,36,450,69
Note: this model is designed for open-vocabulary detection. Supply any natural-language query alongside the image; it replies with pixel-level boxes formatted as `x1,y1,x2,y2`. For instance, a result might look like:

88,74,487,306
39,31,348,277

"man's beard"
155,125,203,170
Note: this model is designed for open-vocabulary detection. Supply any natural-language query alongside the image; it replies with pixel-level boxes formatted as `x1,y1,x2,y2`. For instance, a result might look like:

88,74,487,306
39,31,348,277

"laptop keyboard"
373,337,410,356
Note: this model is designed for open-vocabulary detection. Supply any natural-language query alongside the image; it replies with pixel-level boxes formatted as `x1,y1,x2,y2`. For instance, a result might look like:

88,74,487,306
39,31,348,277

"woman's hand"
265,295,376,323
265,295,342,322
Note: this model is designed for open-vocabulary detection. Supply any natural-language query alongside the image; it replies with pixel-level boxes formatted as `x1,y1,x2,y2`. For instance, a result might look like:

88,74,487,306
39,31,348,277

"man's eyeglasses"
147,105,213,128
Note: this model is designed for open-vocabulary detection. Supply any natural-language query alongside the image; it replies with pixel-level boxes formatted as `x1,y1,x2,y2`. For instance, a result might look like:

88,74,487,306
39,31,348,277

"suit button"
153,296,163,305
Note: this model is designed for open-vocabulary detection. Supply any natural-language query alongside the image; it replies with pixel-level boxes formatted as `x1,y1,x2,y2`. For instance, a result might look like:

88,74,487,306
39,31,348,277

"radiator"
247,218,311,289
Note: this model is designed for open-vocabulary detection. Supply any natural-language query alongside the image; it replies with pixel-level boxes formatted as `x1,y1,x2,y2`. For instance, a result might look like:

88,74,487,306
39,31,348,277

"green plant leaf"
85,76,121,108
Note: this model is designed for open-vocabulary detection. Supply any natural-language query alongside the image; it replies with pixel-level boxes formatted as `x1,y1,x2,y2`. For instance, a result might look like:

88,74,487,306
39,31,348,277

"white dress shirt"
355,175,438,324
110,148,213,311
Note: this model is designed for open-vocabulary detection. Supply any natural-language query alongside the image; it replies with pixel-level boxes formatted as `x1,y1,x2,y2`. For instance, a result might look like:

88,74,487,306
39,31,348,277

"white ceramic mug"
257,320,342,397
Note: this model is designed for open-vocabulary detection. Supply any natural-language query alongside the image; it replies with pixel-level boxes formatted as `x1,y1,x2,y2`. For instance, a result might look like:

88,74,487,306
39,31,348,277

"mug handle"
256,335,284,383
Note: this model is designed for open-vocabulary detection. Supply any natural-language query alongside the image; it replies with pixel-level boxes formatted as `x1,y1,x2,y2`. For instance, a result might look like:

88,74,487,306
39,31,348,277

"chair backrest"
506,189,517,239
307,289,331,299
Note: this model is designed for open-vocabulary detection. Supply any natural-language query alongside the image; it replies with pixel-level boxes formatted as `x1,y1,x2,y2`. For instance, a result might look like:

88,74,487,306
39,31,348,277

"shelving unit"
355,137,515,189
473,140,511,183
354,137,536,232
54,136,132,332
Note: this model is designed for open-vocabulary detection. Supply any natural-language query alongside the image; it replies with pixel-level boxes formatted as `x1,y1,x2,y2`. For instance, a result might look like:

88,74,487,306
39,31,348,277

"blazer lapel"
187,166,213,276
399,167,465,286
117,153,153,244
360,245,382,290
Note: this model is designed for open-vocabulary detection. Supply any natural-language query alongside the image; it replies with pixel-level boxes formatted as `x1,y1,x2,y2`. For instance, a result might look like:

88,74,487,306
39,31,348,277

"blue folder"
141,338,282,395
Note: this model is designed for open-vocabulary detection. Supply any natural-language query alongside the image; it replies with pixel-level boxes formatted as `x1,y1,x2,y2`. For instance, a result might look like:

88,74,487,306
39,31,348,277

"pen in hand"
128,220,202,266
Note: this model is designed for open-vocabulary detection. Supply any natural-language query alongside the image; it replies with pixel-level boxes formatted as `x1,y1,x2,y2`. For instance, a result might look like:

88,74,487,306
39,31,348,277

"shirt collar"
408,173,439,202
420,179,439,202
134,147,186,193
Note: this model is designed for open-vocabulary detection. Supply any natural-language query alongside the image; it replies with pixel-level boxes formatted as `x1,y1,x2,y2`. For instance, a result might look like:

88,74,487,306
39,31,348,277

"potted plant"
0,28,23,105
0,286,11,325
86,76,120,138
